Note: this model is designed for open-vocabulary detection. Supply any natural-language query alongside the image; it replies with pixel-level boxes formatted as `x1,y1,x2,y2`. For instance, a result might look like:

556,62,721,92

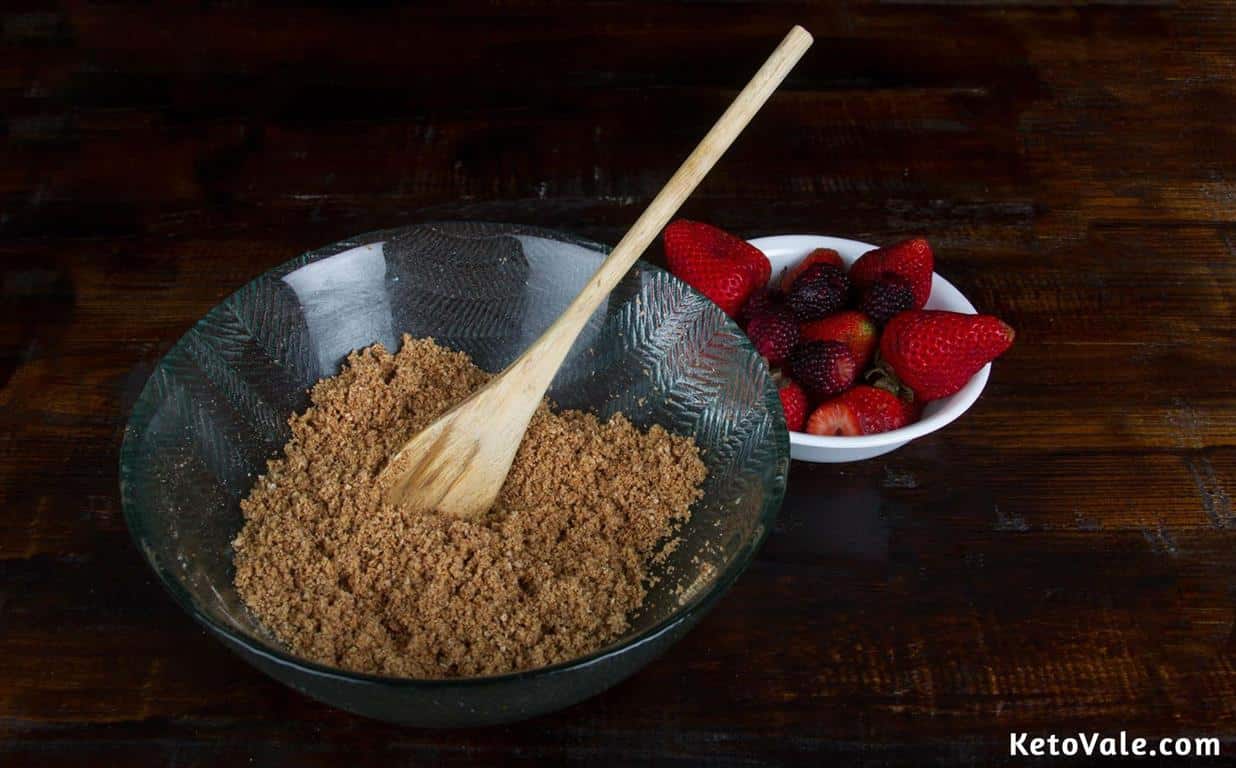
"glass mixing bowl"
120,222,789,726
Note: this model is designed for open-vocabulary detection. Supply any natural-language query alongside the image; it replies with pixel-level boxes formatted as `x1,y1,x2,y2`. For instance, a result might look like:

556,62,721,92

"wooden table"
4,2,1235,764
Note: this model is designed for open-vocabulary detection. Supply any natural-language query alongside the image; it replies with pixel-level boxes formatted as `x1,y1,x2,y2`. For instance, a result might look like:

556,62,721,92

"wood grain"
3,0,1236,764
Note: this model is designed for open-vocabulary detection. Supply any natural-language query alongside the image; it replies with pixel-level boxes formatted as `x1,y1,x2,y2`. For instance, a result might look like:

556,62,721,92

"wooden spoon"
381,25,814,518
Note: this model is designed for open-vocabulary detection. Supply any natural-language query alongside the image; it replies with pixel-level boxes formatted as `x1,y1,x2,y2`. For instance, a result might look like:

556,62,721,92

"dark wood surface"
4,1,1236,764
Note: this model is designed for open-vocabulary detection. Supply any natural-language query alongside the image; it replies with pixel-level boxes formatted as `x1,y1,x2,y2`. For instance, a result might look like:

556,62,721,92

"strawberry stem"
865,355,915,402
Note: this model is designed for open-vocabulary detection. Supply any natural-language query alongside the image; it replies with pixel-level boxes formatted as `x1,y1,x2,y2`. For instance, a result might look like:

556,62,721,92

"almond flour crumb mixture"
232,336,706,678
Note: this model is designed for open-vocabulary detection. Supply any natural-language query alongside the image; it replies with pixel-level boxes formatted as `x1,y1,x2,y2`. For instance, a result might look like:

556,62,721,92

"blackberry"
859,274,916,327
746,308,799,366
739,287,783,327
788,340,857,399
786,263,850,322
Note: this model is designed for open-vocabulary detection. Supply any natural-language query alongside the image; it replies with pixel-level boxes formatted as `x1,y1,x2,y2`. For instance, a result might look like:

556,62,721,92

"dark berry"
788,340,857,399
746,308,799,366
739,287,783,327
780,248,843,292
859,273,916,327
786,263,850,322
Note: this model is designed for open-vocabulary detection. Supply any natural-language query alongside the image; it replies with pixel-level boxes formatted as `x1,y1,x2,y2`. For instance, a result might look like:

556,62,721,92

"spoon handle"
381,27,813,518
506,26,813,384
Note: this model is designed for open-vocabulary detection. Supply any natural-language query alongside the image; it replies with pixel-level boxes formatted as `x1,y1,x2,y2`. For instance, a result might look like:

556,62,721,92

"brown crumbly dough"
232,335,706,678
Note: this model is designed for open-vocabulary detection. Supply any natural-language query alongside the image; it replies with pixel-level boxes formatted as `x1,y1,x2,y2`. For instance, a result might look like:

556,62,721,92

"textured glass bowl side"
120,222,789,726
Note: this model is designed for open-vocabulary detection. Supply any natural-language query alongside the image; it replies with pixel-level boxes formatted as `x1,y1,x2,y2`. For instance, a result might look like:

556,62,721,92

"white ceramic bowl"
748,235,991,463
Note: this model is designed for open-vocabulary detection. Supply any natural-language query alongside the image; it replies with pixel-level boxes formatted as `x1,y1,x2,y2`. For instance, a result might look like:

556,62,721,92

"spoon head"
380,375,538,518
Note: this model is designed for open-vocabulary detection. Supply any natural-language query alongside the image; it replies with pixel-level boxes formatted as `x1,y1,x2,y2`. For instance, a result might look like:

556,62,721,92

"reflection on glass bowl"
121,222,789,726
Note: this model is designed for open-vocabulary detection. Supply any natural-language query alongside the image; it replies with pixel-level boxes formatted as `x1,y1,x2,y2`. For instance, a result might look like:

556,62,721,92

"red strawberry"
746,308,799,366
787,340,857,400
805,398,861,437
779,248,844,292
664,220,770,317
850,238,934,308
799,311,877,370
778,380,809,432
840,385,913,435
858,274,916,327
903,396,925,422
786,263,850,322
880,310,1015,401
